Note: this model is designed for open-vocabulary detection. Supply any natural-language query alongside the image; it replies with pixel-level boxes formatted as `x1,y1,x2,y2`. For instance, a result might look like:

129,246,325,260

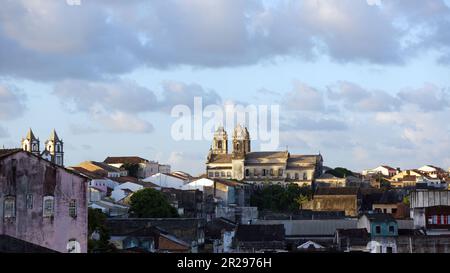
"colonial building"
21,128,64,166
206,125,323,187
0,149,88,253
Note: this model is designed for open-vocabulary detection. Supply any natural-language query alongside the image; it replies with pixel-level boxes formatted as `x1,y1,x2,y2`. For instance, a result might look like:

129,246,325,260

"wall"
0,152,88,253
306,195,358,217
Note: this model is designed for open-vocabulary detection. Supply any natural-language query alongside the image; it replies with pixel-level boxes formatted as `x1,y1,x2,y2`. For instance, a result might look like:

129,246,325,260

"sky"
1,0,450,176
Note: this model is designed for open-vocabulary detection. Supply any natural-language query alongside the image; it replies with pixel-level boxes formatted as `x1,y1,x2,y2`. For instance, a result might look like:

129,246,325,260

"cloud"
397,83,449,111
0,84,26,120
159,81,222,112
1,0,450,81
97,111,154,133
281,116,348,131
283,81,325,111
328,81,400,112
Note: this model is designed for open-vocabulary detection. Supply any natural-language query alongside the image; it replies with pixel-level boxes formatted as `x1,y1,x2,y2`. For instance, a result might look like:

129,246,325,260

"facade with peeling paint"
0,149,88,253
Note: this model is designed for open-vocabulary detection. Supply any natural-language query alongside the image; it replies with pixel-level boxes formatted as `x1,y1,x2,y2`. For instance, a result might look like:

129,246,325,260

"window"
270,169,274,176
221,171,225,177
278,169,283,177
389,225,395,233
303,173,308,180
4,196,15,218
69,199,77,218
215,172,219,178
245,169,250,177
227,172,231,178
375,225,381,234
262,169,266,176
67,240,81,253
26,194,33,209
392,208,397,214
208,172,213,178
43,196,54,217
295,173,299,180
386,247,393,253
287,173,291,179
217,141,222,149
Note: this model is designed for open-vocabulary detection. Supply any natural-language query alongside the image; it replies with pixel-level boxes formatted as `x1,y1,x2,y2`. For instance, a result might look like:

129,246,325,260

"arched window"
217,140,222,149
24,144,28,151
67,239,81,253
245,169,250,177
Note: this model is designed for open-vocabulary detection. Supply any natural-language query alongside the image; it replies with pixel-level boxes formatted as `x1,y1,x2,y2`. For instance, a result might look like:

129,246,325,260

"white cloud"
0,84,26,120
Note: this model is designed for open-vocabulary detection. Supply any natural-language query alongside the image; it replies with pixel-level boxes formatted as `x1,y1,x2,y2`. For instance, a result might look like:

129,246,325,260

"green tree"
403,196,410,206
296,194,310,209
88,208,116,253
129,188,179,218
123,163,140,178
326,167,354,178
250,184,312,212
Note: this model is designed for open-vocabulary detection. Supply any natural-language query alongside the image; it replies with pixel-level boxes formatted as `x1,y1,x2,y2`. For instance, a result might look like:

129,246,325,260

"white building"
143,173,187,190
363,165,398,177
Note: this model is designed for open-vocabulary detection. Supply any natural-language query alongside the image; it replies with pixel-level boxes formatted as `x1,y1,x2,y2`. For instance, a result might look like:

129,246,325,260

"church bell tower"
232,124,251,159
212,126,228,155
21,128,40,156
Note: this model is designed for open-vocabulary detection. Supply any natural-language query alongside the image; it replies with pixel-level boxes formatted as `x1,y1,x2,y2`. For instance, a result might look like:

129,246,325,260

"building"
304,187,361,217
233,224,286,253
409,189,450,231
206,125,323,187
74,161,127,179
314,173,347,188
21,128,64,166
106,218,205,252
358,213,398,253
104,156,171,179
363,165,398,177
0,149,88,253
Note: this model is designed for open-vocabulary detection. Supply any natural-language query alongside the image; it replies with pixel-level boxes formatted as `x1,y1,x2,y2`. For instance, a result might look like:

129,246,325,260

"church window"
303,173,308,180
26,194,33,209
43,196,55,217
69,199,77,218
217,141,222,149
4,196,16,218
245,169,250,177
24,144,28,151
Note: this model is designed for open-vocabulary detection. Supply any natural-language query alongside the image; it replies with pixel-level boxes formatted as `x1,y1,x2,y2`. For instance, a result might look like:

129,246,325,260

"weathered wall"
305,195,358,217
0,152,88,252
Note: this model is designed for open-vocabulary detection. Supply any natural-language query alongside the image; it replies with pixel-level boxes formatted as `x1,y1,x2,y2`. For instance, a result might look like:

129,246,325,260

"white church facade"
206,125,323,187
21,128,64,166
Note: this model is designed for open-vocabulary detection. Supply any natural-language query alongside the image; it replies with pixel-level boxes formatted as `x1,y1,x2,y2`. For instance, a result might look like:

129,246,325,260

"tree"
296,194,310,210
129,188,179,218
250,184,312,212
123,163,140,178
88,208,116,253
326,167,354,178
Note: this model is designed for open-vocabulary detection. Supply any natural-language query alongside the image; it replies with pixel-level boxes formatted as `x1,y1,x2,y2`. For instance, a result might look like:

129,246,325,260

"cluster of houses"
1,127,450,253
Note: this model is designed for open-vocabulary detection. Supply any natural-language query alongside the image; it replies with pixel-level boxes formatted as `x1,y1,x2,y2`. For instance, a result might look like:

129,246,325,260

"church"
21,128,64,166
206,125,323,187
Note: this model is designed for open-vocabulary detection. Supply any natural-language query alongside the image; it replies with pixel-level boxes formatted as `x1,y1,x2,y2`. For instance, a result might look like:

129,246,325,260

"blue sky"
1,0,450,175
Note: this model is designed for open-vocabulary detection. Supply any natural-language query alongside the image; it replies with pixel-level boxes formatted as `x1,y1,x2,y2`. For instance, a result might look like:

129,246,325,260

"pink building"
0,149,88,253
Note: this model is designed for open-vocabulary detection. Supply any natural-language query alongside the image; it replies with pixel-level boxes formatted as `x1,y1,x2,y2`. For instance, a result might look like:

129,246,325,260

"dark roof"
104,156,149,164
0,235,58,253
235,224,285,242
208,154,232,163
0,148,22,159
362,213,396,223
374,190,403,204
315,187,359,196
205,218,237,240
336,228,369,238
